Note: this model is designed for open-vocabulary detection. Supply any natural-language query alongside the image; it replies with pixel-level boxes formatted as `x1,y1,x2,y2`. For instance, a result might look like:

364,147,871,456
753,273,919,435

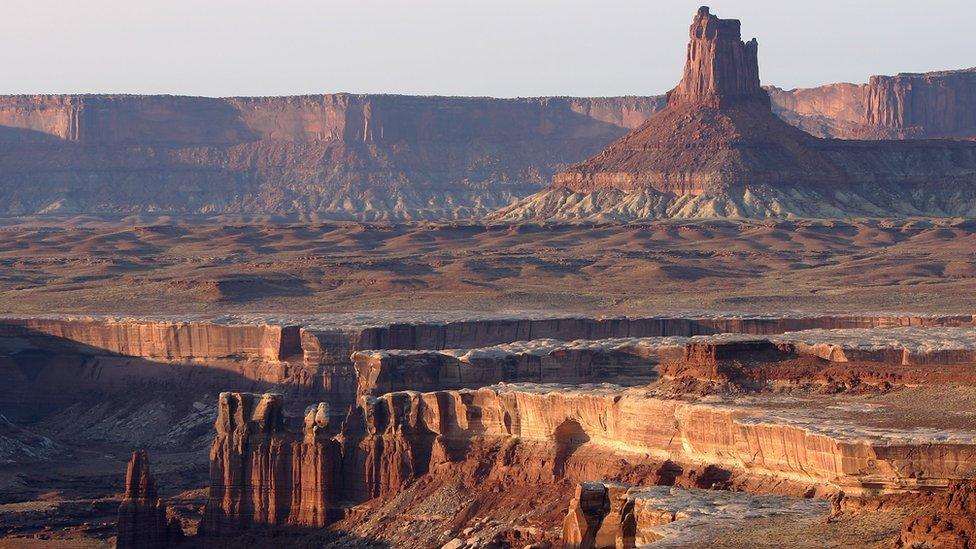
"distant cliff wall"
768,68,976,139
1,71,975,218
0,94,665,219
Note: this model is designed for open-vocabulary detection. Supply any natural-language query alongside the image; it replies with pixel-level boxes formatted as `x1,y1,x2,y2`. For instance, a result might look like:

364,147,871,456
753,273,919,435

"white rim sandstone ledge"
352,326,976,364
360,383,976,493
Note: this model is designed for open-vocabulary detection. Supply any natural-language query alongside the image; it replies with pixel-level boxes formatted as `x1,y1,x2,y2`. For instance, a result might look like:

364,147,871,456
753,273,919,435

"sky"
0,0,973,98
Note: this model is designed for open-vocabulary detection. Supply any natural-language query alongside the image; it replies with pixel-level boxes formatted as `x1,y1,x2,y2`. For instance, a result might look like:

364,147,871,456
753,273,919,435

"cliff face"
116,450,182,549
200,393,339,534
667,7,765,108
0,94,665,219
1,67,974,219
769,68,976,139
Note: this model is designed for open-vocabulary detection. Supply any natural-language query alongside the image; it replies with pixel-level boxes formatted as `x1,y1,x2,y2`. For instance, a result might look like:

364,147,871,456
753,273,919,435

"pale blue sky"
0,0,972,97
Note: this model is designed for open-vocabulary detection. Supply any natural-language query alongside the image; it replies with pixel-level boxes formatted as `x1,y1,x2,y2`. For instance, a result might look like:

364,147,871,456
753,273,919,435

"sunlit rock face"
770,68,976,139
199,393,339,535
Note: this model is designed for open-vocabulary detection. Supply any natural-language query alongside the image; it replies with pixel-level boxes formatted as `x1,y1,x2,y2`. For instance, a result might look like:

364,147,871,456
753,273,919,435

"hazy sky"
1,0,973,97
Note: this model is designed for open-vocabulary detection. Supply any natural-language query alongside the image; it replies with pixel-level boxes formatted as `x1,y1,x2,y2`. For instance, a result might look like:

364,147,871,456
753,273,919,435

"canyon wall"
0,94,664,218
769,68,976,139
201,384,976,535
0,66,974,219
340,385,976,503
3,313,971,420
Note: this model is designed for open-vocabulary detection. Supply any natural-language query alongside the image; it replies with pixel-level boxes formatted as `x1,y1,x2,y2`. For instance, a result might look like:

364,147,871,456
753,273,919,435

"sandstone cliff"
770,68,976,139
116,450,182,549
199,393,339,534
498,7,976,221
0,94,665,219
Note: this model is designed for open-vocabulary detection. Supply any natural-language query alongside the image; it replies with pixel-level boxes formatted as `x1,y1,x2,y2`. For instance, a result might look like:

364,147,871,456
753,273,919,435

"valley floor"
0,217,975,315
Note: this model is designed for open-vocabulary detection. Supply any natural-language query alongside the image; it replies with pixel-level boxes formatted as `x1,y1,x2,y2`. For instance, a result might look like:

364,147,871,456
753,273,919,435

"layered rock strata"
770,68,976,139
348,384,976,496
0,94,665,219
116,450,182,549
199,393,339,534
500,7,976,221
351,340,658,399
3,313,973,422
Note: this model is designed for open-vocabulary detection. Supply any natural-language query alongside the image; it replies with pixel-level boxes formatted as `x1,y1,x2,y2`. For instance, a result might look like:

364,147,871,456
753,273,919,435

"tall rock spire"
116,450,183,549
667,6,766,108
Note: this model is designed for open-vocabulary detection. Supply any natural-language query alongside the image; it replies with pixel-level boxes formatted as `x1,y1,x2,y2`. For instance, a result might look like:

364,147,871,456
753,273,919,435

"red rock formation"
667,7,765,108
770,68,976,139
0,94,665,218
116,450,182,549
548,7,976,211
897,480,976,548
199,392,339,535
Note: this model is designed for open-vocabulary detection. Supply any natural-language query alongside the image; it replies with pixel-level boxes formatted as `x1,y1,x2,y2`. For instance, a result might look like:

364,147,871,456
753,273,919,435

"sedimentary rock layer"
516,7,976,220
1,63,973,219
200,392,339,534
0,317,302,361
348,384,976,496
770,68,976,139
351,340,658,399
0,94,664,218
3,313,971,421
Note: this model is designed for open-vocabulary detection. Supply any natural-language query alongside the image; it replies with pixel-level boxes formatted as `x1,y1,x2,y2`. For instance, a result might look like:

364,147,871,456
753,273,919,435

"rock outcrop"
351,342,657,400
667,7,764,108
897,480,976,548
333,383,976,504
497,7,976,221
562,481,829,548
770,68,976,139
199,393,339,535
1,65,974,220
0,94,665,219
116,450,182,549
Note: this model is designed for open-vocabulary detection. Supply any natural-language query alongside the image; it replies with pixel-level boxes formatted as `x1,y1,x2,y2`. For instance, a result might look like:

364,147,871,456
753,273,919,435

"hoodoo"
116,450,183,549
493,6,976,220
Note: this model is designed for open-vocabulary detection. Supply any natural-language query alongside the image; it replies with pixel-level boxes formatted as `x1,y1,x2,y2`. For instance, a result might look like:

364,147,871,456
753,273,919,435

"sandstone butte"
116,450,183,549
491,7,976,220
550,7,976,197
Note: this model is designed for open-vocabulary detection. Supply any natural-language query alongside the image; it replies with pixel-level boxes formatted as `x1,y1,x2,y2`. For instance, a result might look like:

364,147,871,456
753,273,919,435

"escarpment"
1,65,974,219
770,68,976,139
0,94,666,218
116,450,183,549
15,314,976,546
